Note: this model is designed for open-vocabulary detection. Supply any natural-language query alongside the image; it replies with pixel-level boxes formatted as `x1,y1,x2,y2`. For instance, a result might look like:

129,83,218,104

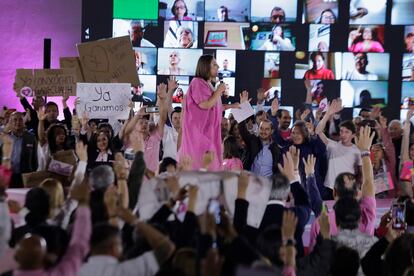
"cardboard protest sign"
77,36,139,86
14,68,77,97
59,57,85,82
76,83,131,120
14,69,34,97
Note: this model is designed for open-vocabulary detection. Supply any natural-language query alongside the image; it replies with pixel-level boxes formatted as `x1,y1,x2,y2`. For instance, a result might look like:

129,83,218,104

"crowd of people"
1,54,414,276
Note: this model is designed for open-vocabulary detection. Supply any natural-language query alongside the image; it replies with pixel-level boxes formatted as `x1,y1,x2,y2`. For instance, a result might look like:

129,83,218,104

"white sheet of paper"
76,83,131,120
231,102,255,123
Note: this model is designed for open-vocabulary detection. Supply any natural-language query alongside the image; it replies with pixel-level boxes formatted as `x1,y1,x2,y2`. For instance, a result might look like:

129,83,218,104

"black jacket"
238,120,281,174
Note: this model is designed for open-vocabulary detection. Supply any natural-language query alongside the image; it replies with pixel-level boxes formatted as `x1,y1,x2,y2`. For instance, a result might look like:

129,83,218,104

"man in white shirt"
315,99,362,199
79,216,175,276
344,53,378,81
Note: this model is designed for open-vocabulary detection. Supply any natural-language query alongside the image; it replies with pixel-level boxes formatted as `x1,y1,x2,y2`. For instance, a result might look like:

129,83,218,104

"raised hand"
167,76,178,93
379,115,387,129
103,185,118,216
370,106,381,120
355,126,375,151
157,83,168,101
281,211,298,242
271,97,279,116
70,181,91,205
37,106,46,121
75,141,88,162
113,153,129,180
239,90,250,104
300,109,311,121
237,171,249,199
277,152,296,182
178,155,193,171
327,99,343,116
288,146,300,171
187,184,199,213
116,207,138,225
319,210,330,239
256,88,265,103
202,151,215,170
303,154,316,177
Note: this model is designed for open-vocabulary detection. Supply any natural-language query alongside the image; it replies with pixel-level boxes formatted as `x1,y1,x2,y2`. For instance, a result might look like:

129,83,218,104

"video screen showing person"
348,25,385,53
222,77,236,98
340,80,388,108
260,78,282,103
172,76,190,103
159,0,205,21
251,0,298,23
216,50,236,77
204,22,250,50
303,0,338,24
134,48,157,75
295,52,341,80
404,26,414,53
250,23,296,51
349,0,387,24
401,82,414,109
163,20,198,48
157,48,203,76
205,0,251,22
391,0,414,25
307,80,340,112
264,52,280,78
342,53,389,81
132,75,157,103
309,24,330,52
113,19,159,47
403,54,414,82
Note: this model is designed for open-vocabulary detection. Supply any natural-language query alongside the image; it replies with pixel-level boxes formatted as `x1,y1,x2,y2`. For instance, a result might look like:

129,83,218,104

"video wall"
82,0,414,120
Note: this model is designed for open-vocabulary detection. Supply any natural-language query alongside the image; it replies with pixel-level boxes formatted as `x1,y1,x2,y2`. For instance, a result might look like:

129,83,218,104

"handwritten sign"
14,68,77,96
77,36,139,86
60,57,85,82
76,83,131,120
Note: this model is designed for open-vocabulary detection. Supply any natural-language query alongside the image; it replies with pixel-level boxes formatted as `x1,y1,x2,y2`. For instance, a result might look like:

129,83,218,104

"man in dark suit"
239,117,281,177
0,112,37,188
234,152,312,257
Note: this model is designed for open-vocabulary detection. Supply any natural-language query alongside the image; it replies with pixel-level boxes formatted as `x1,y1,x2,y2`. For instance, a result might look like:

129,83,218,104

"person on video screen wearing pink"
178,55,226,170
348,26,384,53
405,32,414,53
170,0,193,21
270,6,285,23
259,25,294,51
304,52,335,80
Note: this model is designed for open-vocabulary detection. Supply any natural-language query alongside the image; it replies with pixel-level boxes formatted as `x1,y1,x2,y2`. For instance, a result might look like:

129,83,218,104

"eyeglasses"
271,15,284,21
175,5,186,10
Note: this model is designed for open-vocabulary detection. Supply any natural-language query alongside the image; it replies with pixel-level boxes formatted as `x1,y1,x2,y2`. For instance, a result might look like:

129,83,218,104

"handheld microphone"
218,72,224,83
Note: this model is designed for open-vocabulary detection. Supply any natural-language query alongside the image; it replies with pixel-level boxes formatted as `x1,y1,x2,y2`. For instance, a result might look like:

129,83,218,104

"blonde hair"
39,178,64,214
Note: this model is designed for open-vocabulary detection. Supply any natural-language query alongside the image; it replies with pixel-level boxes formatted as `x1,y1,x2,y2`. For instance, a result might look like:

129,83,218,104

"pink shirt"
178,78,223,170
144,131,162,173
349,41,384,53
14,206,91,276
308,196,376,251
222,158,243,171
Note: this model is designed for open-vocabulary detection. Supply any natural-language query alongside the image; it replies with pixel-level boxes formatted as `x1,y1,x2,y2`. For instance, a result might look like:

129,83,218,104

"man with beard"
267,98,292,146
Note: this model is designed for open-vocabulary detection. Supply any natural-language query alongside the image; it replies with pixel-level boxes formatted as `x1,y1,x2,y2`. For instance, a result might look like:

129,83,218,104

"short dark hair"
310,51,324,63
334,172,358,198
256,225,283,266
334,197,361,230
318,8,337,23
276,108,289,119
223,135,241,159
91,223,120,252
195,55,214,81
385,234,414,276
159,157,177,174
45,102,58,110
171,0,188,16
270,6,285,21
47,123,69,154
339,120,356,134
330,246,360,276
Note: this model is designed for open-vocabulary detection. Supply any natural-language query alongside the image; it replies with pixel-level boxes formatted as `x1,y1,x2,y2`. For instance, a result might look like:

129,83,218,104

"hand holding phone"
391,203,406,230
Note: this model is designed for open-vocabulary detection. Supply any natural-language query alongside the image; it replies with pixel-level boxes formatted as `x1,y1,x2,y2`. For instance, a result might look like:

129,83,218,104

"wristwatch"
283,238,296,246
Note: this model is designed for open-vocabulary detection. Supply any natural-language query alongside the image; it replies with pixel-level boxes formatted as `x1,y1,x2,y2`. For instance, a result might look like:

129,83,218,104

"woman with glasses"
170,0,193,21
317,9,336,24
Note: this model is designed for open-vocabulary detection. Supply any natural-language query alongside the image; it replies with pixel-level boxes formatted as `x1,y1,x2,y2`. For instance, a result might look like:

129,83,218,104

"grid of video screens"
105,0,414,117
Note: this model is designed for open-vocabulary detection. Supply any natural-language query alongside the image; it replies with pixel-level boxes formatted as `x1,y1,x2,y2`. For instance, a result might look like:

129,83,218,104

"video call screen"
81,0,414,117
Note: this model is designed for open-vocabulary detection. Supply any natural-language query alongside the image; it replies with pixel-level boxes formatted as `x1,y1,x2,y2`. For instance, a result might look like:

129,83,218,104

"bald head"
15,234,47,270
